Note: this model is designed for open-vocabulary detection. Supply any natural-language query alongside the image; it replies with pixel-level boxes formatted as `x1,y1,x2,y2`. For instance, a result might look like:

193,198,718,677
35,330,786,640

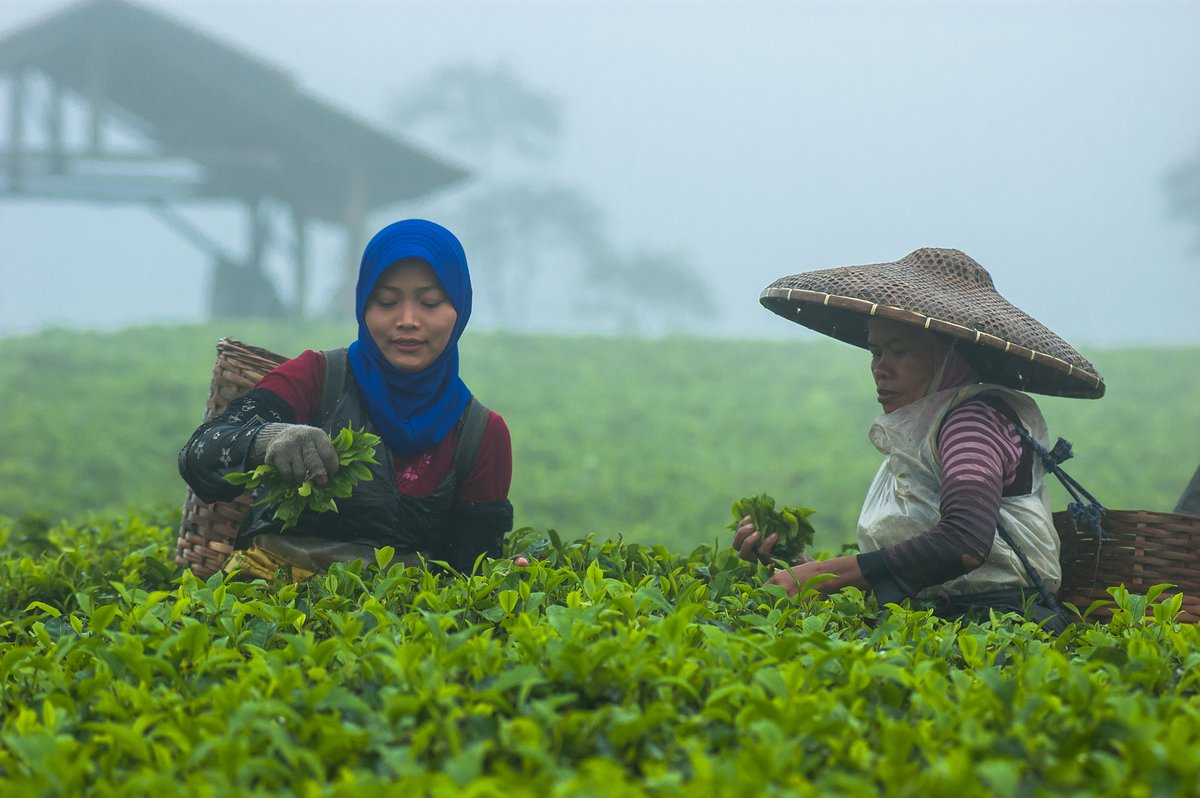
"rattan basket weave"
1056,509,1200,623
175,339,288,578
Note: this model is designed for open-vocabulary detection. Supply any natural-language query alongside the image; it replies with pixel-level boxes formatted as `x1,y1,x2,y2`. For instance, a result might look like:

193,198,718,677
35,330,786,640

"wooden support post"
48,79,64,174
247,196,268,276
291,207,309,318
87,19,109,153
8,68,25,188
336,166,368,318
245,197,288,319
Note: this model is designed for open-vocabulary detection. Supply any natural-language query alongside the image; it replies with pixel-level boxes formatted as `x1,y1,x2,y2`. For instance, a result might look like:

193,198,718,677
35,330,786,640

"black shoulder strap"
968,392,1106,532
316,347,348,425
969,393,1035,496
452,397,491,490
316,351,489,492
970,391,1019,425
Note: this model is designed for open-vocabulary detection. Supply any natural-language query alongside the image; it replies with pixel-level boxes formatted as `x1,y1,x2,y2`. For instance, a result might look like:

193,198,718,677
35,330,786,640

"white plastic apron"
857,383,1061,597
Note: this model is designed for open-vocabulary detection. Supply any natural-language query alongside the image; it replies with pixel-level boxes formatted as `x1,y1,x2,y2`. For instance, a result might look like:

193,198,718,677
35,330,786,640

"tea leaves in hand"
729,493,816,562
224,426,381,530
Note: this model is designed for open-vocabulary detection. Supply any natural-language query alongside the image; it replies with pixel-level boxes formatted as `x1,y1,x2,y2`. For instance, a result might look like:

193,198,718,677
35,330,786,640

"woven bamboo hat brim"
760,247,1105,399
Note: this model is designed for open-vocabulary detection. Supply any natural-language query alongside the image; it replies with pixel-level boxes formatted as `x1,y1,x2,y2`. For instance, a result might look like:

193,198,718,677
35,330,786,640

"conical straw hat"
760,247,1104,399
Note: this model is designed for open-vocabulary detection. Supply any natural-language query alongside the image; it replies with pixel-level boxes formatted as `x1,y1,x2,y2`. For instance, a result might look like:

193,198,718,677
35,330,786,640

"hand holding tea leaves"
225,426,381,530
256,423,339,485
729,493,816,564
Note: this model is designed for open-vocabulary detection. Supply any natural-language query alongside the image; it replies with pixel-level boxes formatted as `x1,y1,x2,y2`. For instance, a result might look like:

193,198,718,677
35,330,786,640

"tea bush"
2,512,1198,796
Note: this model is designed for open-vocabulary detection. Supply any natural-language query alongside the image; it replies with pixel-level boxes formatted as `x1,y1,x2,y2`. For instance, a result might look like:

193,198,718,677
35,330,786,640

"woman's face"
364,258,458,372
867,318,937,413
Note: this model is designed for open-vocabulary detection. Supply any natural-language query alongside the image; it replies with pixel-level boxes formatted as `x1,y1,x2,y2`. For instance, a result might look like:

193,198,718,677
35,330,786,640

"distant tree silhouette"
395,63,563,171
1166,143,1200,252
391,62,713,333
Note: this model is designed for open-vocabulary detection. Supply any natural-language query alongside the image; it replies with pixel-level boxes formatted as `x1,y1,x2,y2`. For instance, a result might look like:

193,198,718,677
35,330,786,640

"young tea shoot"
225,426,381,530
729,493,816,563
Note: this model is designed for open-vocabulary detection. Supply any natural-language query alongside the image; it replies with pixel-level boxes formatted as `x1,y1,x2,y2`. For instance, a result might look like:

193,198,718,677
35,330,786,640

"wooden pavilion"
0,0,466,318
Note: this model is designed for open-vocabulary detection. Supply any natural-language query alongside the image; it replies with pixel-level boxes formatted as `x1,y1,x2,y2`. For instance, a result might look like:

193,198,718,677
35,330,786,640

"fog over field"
1,0,1198,344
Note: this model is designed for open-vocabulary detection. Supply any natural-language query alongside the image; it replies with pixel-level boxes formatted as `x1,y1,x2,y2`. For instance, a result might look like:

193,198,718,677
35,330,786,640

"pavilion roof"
0,0,466,222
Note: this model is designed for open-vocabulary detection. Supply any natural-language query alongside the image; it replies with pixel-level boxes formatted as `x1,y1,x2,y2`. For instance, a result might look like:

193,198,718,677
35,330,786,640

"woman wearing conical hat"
732,248,1104,629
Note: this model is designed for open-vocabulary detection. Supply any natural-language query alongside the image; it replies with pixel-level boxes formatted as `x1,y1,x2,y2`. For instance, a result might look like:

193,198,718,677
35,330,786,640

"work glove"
253,424,340,484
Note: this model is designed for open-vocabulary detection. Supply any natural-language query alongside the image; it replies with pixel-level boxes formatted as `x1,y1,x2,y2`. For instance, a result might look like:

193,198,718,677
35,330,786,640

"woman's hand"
733,515,779,564
255,424,340,485
766,554,866,598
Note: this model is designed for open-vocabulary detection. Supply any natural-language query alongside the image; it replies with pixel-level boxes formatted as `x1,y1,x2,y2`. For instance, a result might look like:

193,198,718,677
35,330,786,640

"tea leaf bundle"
729,493,816,562
225,426,381,530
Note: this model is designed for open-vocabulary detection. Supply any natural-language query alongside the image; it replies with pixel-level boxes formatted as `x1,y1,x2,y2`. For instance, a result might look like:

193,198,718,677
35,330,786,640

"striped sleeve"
871,399,1023,596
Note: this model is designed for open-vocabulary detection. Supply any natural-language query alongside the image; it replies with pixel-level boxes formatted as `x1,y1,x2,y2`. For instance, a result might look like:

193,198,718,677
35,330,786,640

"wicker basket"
176,338,288,578
1056,509,1200,623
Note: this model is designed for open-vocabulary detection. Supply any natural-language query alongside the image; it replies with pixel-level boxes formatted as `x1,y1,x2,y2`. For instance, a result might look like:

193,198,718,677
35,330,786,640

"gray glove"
253,424,340,484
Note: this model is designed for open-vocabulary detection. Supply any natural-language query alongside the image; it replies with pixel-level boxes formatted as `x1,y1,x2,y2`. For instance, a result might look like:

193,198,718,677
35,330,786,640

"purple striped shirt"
879,398,1025,594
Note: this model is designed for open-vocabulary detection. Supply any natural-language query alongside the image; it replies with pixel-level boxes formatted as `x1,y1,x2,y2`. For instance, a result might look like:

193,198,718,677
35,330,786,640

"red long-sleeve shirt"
257,349,512,503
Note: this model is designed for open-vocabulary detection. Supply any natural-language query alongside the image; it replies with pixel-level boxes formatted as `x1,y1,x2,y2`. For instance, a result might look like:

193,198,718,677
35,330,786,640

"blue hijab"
347,219,473,457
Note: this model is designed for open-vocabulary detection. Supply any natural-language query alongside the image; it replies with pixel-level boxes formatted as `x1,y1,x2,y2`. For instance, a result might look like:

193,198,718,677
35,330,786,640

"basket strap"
996,521,1069,626
1010,426,1107,540
317,348,349,425
972,393,1107,539
314,348,487,497
451,397,491,492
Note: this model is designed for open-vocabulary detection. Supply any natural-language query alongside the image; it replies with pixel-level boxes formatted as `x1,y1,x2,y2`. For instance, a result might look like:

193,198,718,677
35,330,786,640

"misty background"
2,0,1199,345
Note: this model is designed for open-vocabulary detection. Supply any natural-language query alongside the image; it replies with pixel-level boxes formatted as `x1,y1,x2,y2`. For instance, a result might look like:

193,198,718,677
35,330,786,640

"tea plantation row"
2,512,1198,796
2,325,1198,552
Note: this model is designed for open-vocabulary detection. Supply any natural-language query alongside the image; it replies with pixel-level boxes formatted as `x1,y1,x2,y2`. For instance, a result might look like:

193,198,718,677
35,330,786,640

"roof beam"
0,148,279,169
0,177,208,203
146,199,234,262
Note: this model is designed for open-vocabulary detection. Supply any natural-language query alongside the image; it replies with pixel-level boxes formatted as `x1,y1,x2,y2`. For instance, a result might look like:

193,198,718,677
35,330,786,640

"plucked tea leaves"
729,493,816,563
224,426,381,530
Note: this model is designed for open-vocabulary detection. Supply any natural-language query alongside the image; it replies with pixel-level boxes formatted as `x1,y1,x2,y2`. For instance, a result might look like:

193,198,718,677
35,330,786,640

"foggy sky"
2,0,1199,345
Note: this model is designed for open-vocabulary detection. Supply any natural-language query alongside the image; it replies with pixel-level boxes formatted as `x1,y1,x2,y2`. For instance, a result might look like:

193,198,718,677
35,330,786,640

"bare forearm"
767,555,867,597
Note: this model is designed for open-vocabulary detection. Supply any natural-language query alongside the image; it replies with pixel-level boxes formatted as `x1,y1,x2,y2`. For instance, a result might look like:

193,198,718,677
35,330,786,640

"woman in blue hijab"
179,220,514,579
